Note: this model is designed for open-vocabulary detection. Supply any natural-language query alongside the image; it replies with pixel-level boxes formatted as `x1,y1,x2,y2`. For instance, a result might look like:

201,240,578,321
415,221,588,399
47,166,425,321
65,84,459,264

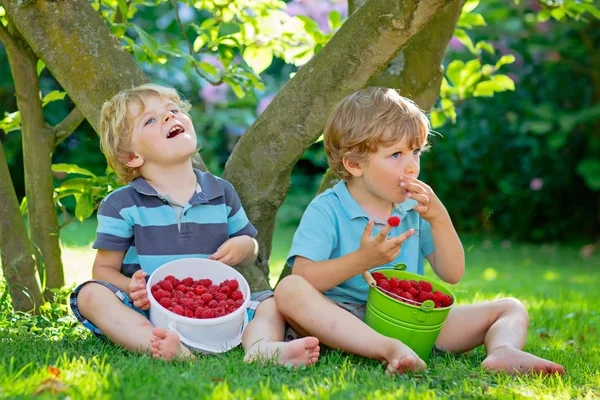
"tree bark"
223,0,454,291
0,143,43,313
4,22,63,300
1,0,148,133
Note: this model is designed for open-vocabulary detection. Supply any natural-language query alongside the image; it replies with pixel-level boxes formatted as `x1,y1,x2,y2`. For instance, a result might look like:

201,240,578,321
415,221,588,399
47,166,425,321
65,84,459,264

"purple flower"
449,37,463,50
257,94,275,115
200,83,227,105
530,178,543,191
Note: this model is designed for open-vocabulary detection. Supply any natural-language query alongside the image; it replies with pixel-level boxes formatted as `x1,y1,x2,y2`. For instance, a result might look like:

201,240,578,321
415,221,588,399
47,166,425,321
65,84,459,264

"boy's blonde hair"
324,87,430,181
99,84,191,183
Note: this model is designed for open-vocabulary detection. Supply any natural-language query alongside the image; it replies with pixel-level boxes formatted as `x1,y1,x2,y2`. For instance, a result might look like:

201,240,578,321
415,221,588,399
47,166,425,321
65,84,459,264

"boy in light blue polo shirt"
70,84,320,366
275,87,565,376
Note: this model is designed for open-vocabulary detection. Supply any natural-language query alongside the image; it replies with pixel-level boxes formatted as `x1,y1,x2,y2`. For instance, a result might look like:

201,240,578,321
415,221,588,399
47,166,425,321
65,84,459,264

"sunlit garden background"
1,0,599,398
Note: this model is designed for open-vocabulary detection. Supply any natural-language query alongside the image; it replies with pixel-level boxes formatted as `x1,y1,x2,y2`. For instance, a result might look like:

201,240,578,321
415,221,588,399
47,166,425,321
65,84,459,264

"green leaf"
193,35,206,52
229,82,245,99
458,12,486,28
430,111,446,128
110,23,127,39
36,60,45,76
491,74,515,91
577,159,600,191
476,41,494,55
473,81,496,97
460,59,481,86
462,0,479,14
218,22,240,37
328,11,342,31
528,121,553,135
41,90,67,107
116,0,128,19
52,163,96,177
495,54,515,70
550,8,566,21
56,178,91,192
446,60,464,86
197,61,221,80
0,111,21,133
243,46,273,74
133,43,148,63
19,196,27,216
75,191,94,221
133,25,158,55
453,28,475,53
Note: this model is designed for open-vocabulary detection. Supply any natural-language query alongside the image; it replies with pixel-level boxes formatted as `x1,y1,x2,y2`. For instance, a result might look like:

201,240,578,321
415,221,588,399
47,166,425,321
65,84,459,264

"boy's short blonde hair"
100,84,191,183
324,87,430,181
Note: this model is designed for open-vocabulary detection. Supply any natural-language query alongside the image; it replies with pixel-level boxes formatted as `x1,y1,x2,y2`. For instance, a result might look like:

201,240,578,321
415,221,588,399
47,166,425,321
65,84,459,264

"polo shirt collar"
130,169,224,204
332,180,418,221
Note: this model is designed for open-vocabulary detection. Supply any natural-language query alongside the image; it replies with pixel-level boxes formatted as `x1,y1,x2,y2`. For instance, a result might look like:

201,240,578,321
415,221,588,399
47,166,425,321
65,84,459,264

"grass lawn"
1,220,599,399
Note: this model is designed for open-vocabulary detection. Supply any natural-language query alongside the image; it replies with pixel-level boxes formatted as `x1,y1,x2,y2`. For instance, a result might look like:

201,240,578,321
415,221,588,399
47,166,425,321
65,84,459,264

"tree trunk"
1,0,148,133
4,22,63,299
223,0,454,291
0,143,43,313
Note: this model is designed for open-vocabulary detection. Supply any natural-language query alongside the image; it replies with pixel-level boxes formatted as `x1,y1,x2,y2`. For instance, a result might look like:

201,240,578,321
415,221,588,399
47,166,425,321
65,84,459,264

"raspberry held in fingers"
387,216,401,227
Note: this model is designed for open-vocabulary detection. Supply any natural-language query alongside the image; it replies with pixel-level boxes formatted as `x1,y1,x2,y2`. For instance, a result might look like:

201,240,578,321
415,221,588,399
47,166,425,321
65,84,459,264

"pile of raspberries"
371,272,453,308
150,275,244,319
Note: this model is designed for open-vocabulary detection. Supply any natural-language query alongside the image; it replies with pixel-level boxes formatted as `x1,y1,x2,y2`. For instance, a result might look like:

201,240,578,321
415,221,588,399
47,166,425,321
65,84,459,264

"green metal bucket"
364,265,456,361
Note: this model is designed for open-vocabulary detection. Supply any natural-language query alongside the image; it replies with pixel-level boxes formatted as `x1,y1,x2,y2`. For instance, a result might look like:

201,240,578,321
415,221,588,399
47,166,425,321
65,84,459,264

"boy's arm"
91,249,131,294
425,216,464,284
292,220,415,293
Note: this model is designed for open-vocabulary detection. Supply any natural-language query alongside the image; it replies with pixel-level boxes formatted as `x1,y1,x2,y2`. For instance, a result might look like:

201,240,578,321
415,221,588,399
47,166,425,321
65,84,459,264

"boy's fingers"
361,220,375,240
413,205,428,214
408,192,429,205
375,223,393,242
209,246,227,260
392,228,415,246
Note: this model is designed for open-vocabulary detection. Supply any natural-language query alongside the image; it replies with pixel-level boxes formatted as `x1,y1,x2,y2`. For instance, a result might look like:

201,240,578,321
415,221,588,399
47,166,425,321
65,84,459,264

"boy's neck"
141,160,198,202
345,179,393,221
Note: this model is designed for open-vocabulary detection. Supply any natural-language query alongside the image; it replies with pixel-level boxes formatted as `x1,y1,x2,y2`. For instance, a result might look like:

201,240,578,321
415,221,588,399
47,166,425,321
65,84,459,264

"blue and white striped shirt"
93,169,257,277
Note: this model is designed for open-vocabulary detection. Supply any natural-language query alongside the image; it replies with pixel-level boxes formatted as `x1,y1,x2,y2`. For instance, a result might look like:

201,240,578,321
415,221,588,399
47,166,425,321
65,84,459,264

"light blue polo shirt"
286,180,435,304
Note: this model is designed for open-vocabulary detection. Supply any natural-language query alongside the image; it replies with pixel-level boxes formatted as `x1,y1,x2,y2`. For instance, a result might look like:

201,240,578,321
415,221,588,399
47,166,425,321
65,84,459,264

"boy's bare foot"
384,341,427,375
482,345,565,376
150,327,194,361
244,336,321,367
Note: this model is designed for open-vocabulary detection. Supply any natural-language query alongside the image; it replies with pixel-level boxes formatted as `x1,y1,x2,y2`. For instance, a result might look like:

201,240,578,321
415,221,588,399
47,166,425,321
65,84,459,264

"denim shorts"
70,281,275,339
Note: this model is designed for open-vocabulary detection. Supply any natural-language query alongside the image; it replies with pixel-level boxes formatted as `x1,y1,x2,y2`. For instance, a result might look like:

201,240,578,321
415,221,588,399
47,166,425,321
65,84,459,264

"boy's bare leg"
275,276,427,375
76,282,192,360
435,299,565,375
242,297,320,367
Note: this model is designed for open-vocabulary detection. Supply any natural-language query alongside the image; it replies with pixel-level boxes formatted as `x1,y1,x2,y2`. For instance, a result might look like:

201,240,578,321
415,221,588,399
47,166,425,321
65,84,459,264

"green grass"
2,227,600,398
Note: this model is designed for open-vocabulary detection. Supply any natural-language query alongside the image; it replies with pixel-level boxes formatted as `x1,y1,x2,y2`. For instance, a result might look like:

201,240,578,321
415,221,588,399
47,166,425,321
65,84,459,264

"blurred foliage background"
0,0,598,243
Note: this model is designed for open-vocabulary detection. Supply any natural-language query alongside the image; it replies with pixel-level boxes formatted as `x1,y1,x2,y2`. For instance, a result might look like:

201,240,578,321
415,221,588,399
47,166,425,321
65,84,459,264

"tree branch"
168,0,223,85
0,20,16,49
53,107,85,147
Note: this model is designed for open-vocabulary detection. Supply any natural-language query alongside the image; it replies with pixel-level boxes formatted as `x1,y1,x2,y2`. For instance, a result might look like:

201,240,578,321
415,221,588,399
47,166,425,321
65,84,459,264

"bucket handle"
166,311,249,354
371,263,407,273
420,300,435,312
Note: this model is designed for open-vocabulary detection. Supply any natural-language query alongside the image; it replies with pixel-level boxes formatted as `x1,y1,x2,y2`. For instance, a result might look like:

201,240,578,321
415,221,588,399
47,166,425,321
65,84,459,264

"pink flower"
200,83,227,105
449,37,463,50
530,178,543,191
257,94,275,115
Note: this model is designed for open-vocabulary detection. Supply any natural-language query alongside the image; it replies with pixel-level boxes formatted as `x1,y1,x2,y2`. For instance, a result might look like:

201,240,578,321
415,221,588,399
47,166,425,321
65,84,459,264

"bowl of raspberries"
364,264,456,361
146,258,251,354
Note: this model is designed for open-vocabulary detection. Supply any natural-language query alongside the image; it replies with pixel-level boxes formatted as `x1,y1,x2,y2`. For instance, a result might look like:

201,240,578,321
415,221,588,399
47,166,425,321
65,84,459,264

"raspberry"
194,307,205,318
408,287,419,297
215,292,228,302
185,291,195,299
151,284,160,293
175,290,185,299
208,285,220,295
200,293,213,302
185,309,194,318
234,299,244,307
432,291,446,303
181,277,194,287
214,307,226,317
199,279,212,287
442,294,453,307
226,299,235,306
403,292,414,301
208,300,218,308
371,272,386,281
201,309,215,319
418,280,433,293
194,299,206,308
173,305,184,315
387,216,400,227
159,297,172,308
378,280,392,292
219,279,230,288
228,279,239,290
399,280,412,291
176,284,187,292
389,277,400,288
194,286,207,296
164,275,177,284
418,291,433,303
409,280,420,290
219,286,232,296
218,300,229,309
230,290,244,301
180,298,194,308
159,281,173,292
153,290,166,301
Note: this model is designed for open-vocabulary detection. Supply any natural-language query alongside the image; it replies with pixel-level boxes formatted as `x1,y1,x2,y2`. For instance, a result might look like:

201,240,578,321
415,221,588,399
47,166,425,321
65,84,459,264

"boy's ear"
342,157,363,178
124,152,144,168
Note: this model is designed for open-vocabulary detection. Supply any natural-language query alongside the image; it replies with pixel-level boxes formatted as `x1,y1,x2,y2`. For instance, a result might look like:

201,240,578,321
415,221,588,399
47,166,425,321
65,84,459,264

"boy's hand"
128,270,150,311
209,236,256,266
400,176,448,224
358,220,415,269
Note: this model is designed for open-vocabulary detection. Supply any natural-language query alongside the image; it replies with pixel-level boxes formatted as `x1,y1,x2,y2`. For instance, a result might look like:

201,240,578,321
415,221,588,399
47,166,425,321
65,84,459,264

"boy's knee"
76,282,113,313
497,297,529,322
274,275,311,305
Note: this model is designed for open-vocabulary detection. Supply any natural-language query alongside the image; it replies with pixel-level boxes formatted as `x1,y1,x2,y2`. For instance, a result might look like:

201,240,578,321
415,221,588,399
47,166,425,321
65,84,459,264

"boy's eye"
391,152,401,159
170,109,179,114
144,117,155,126
413,148,422,155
